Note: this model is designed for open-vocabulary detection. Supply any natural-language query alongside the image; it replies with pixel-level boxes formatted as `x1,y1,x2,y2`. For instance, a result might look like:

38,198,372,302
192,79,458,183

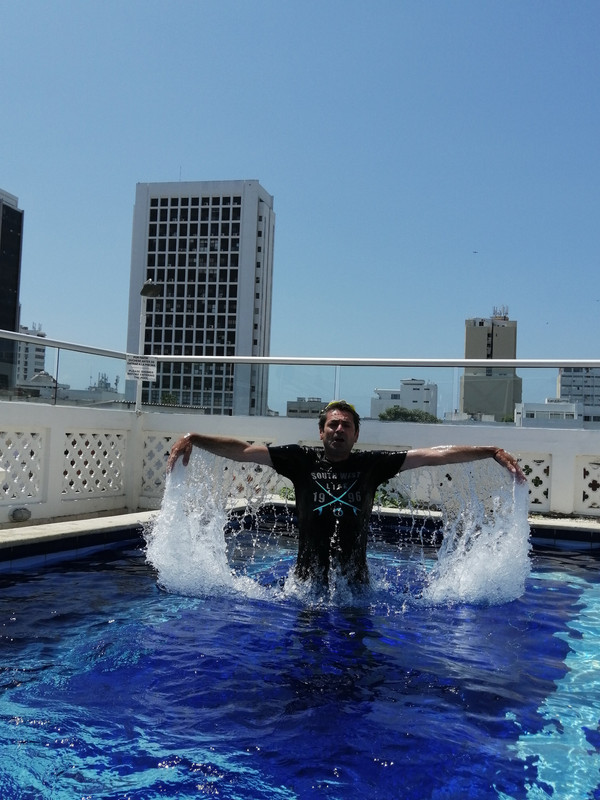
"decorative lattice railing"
0,429,44,503
1,413,600,524
61,431,127,497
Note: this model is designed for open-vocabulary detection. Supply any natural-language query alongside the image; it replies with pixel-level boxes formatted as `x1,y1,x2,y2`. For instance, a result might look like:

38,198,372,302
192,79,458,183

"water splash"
146,452,530,607
145,453,270,599
422,465,531,605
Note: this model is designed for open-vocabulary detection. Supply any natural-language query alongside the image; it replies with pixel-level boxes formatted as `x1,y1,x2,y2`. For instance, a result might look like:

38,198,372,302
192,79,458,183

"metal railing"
3,327,600,416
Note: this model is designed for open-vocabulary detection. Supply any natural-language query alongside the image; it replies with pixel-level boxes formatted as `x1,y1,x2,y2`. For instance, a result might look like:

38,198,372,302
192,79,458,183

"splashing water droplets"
422,463,531,605
145,452,530,607
145,453,268,599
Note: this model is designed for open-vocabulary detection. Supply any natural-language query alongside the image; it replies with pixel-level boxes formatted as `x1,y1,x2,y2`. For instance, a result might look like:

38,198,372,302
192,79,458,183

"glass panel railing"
0,334,128,408
2,330,599,427
266,364,562,424
266,364,341,417
50,348,129,407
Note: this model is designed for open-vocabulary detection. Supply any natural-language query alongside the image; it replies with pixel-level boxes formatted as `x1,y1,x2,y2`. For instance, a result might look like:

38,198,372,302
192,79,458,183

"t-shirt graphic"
268,445,407,583
311,469,361,518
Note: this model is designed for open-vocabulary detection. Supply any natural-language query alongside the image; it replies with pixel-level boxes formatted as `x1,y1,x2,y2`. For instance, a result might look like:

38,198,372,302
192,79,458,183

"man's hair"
318,400,361,433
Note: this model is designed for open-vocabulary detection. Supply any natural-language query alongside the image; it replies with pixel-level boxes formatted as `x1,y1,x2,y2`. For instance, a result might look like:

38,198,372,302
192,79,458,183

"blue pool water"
1,460,600,799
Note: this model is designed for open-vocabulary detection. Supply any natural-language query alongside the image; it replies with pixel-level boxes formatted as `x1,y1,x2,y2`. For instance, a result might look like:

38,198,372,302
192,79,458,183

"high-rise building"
459,307,522,421
558,367,600,425
0,189,24,390
127,180,275,414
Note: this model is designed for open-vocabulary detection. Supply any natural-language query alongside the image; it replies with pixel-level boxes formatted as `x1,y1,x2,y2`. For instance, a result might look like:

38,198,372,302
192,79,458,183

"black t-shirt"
268,445,407,583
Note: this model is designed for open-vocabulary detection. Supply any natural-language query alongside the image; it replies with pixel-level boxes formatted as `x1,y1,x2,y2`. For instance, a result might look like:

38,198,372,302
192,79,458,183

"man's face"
319,409,359,461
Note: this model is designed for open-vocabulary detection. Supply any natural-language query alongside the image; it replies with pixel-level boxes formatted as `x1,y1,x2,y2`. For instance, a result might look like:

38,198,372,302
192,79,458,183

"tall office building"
0,189,24,390
127,180,275,414
459,307,522,421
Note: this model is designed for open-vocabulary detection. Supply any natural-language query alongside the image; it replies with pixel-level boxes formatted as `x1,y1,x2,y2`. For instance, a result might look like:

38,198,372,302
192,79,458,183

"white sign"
126,354,157,381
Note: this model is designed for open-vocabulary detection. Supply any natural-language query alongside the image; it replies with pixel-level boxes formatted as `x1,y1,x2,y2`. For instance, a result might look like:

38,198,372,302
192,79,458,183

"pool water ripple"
1,466,600,799
0,543,596,799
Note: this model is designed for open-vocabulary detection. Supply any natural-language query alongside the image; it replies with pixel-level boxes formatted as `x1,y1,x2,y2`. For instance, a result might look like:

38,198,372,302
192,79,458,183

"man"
167,400,525,586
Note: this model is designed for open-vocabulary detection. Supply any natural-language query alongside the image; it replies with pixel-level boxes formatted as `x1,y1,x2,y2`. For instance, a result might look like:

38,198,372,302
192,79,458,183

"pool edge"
0,512,157,569
2,507,600,568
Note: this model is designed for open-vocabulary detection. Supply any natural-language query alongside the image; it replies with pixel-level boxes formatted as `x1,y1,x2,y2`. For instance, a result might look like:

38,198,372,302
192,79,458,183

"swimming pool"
1,460,599,799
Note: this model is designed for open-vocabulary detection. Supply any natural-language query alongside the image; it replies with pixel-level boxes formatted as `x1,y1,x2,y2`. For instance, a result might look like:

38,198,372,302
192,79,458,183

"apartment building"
370,380,438,418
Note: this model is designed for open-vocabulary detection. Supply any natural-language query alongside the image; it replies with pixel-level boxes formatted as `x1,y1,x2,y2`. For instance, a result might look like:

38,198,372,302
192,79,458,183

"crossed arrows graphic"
313,479,360,517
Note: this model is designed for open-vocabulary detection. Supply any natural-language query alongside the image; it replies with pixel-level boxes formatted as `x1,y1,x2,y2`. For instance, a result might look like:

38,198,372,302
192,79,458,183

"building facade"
16,323,47,384
370,380,438,419
0,189,24,390
286,397,323,419
514,399,583,428
558,367,600,426
127,180,275,415
459,307,522,422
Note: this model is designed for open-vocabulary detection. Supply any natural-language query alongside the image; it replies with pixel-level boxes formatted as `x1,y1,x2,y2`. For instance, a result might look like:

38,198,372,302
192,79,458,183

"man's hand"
167,435,194,472
493,448,526,483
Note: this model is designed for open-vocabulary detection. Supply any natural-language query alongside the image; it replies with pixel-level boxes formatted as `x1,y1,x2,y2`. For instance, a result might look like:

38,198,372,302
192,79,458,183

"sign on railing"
126,355,157,381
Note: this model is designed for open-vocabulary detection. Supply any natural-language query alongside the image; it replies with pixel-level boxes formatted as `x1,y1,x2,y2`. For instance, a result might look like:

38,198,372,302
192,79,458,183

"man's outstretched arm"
167,433,273,472
402,445,526,482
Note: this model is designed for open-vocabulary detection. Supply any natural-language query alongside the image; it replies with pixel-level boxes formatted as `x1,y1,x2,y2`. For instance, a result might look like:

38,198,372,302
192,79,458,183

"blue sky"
2,0,599,373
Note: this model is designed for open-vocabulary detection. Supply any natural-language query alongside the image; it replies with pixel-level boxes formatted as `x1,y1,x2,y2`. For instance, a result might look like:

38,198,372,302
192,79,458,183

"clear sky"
2,0,599,372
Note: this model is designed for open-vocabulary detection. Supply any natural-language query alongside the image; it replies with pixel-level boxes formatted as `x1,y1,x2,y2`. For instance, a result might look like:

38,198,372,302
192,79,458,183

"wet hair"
318,400,361,433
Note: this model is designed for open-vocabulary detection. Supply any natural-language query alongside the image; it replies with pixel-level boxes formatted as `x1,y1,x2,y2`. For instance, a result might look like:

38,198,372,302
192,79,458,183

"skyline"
2,1,599,381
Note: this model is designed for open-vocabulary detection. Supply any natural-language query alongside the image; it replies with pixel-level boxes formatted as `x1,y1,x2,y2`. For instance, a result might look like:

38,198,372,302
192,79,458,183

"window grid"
142,194,257,413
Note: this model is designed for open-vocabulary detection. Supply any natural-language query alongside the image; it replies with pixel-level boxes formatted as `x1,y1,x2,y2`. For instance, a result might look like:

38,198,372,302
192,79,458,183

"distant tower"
127,180,275,414
459,306,522,421
0,189,24,390
16,323,47,383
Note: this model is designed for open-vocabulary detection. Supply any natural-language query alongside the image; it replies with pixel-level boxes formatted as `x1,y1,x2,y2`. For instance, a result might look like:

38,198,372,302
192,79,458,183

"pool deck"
0,512,158,567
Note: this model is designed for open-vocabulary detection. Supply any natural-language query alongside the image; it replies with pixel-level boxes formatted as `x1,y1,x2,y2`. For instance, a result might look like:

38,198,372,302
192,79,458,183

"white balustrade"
1,400,600,527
